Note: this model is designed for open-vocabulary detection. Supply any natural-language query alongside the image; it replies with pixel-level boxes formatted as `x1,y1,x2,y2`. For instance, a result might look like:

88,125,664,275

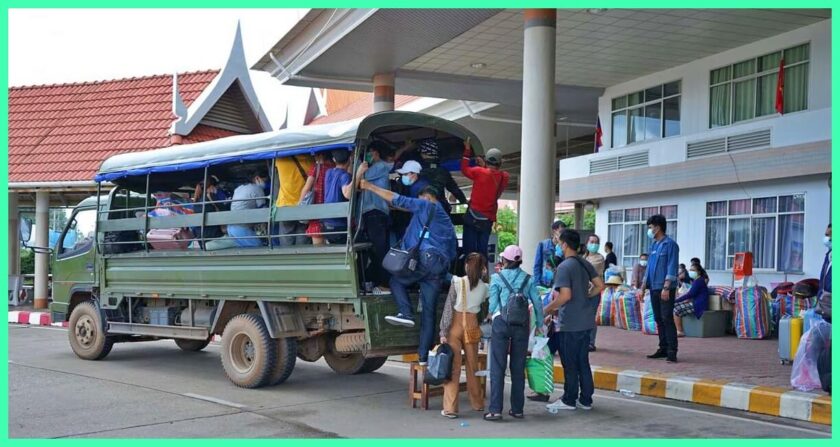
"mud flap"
258,301,308,339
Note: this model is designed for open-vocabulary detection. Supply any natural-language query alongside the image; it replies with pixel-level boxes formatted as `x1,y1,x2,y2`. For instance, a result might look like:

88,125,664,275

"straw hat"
605,275,624,286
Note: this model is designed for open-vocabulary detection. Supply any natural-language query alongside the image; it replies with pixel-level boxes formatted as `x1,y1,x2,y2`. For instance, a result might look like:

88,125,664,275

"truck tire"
324,333,368,375
220,314,276,388
174,338,211,352
267,337,297,386
296,335,327,362
360,357,388,373
68,301,114,360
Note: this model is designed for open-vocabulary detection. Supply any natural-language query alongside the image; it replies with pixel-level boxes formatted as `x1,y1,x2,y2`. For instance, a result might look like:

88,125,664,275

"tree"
494,207,518,253
556,210,595,230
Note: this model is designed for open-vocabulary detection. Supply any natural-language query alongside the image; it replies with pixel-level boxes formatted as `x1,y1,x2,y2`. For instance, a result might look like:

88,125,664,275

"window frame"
611,80,682,149
607,205,678,268
709,43,810,128
704,194,806,273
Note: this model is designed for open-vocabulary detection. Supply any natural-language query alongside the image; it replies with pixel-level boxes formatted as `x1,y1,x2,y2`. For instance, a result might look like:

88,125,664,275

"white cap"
396,160,422,175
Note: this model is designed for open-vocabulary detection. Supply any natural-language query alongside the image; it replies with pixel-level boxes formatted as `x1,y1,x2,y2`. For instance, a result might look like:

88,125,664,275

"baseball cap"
485,148,503,166
396,160,422,175
500,245,523,262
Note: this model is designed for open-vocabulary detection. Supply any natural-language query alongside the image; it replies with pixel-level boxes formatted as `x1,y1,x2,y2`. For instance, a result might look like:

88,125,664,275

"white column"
518,9,556,269
372,73,395,113
34,191,50,309
8,192,20,275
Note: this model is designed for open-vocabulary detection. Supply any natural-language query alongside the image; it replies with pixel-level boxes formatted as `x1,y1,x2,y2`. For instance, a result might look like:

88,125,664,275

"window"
705,195,805,272
57,208,97,258
607,205,678,268
710,43,810,127
611,81,681,148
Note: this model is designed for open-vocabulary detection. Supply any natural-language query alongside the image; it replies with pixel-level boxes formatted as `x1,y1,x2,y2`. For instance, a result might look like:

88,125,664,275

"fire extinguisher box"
734,252,753,280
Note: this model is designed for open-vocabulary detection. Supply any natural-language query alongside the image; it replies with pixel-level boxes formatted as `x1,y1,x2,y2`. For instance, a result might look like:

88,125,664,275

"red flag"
594,117,603,153
775,58,785,114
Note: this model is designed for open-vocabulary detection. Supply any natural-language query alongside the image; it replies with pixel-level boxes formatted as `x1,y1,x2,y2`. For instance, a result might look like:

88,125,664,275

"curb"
8,311,54,326
552,364,831,425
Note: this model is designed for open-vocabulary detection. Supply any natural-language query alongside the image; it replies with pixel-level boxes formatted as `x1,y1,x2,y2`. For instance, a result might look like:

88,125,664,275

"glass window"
728,218,750,256
660,205,678,220
641,207,659,220
628,91,643,106
608,210,624,223
57,208,97,257
663,97,681,137
779,194,805,212
709,43,809,127
644,104,661,141
612,111,627,148
778,214,805,272
612,96,627,110
645,85,662,102
663,81,681,96
611,205,677,267
625,208,641,222
753,197,777,214
728,199,751,215
611,81,681,147
608,224,623,261
705,218,727,271
628,107,645,144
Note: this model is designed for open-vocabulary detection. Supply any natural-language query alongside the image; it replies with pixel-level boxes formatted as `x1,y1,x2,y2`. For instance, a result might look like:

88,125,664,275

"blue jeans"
462,223,491,261
489,316,529,414
558,330,594,407
227,224,263,247
389,250,447,362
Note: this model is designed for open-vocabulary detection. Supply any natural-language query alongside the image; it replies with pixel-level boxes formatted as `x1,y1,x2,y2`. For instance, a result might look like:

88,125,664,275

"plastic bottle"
460,422,470,427
619,389,636,398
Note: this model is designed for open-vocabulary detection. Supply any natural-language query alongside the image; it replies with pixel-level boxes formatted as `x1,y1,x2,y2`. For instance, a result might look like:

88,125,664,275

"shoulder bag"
382,206,435,276
460,277,483,345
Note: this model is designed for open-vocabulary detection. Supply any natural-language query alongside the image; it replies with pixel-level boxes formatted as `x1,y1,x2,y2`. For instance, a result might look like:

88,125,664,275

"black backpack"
499,272,531,326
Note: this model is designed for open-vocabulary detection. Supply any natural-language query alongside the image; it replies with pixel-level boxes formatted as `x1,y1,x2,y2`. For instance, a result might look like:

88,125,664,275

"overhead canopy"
95,111,485,182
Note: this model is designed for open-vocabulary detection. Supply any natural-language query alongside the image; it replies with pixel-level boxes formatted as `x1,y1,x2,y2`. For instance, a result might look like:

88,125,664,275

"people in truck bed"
417,139,467,215
322,149,354,244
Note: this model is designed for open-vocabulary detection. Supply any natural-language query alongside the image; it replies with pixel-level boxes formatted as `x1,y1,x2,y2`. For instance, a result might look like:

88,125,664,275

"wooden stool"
409,352,488,410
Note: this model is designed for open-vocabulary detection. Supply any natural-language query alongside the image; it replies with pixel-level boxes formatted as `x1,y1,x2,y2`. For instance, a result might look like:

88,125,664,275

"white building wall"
594,175,830,287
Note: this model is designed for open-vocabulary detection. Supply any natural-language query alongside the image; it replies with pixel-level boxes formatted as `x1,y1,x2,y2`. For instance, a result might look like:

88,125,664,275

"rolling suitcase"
778,315,803,365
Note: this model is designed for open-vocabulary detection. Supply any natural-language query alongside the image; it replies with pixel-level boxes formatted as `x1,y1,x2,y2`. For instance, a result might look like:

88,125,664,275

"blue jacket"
489,268,543,325
644,235,679,291
392,194,457,263
533,238,557,286
678,277,709,319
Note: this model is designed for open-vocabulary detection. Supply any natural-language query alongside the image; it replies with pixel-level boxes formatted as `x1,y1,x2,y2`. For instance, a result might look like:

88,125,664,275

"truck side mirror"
20,217,32,244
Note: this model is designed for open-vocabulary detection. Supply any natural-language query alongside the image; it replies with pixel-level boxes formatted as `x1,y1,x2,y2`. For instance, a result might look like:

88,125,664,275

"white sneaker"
385,314,415,327
546,400,577,413
474,370,489,377
576,402,592,411
372,287,390,296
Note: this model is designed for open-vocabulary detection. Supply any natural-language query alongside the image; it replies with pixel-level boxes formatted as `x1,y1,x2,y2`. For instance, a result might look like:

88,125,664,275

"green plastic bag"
526,348,554,395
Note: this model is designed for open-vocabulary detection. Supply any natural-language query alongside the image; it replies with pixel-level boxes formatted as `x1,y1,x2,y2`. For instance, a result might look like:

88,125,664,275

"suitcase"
147,228,194,250
778,315,803,365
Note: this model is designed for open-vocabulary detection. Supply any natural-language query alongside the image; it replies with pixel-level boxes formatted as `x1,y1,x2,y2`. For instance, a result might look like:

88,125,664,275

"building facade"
558,19,831,286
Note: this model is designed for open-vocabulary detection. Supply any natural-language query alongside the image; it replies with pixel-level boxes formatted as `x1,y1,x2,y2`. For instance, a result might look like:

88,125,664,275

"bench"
409,352,487,410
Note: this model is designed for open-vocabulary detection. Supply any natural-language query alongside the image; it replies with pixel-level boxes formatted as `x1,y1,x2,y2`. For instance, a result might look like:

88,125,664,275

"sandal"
677,332,686,338
508,410,524,419
441,410,458,419
483,412,503,421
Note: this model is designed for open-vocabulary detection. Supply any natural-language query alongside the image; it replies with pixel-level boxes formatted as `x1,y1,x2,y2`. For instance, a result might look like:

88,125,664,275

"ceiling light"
586,8,608,15
470,62,486,69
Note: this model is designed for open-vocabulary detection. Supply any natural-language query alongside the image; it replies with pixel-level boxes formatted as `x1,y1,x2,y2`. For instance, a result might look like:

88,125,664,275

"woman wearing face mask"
583,235,605,352
673,263,710,337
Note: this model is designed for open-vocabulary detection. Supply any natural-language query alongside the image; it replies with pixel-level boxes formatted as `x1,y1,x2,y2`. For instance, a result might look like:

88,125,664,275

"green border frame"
2,1,837,443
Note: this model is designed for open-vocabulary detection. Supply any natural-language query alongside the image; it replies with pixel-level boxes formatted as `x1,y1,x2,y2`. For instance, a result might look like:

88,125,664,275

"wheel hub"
229,332,256,374
75,315,95,347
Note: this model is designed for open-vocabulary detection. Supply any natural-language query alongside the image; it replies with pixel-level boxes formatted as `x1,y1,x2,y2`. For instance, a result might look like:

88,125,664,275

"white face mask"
639,260,648,267
824,236,832,250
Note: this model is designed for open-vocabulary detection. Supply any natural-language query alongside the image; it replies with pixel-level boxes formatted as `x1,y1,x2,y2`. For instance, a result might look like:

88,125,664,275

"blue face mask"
587,243,600,254
543,267,554,284
555,244,563,258
401,175,414,186
646,228,655,239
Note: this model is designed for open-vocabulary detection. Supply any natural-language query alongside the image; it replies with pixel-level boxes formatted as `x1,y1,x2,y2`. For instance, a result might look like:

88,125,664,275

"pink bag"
147,228,194,250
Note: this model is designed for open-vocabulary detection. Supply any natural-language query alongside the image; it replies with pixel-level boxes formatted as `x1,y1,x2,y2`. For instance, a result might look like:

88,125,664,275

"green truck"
49,111,484,388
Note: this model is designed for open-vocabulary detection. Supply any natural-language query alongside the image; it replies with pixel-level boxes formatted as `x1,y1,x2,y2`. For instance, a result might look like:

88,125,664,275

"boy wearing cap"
396,160,431,198
461,139,510,261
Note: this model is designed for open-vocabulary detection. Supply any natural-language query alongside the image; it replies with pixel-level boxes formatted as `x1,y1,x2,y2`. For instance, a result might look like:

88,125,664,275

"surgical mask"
555,244,563,258
401,175,414,186
365,153,375,164
587,243,600,254
824,236,832,250
639,260,648,267
646,228,655,239
543,267,554,284
689,270,699,280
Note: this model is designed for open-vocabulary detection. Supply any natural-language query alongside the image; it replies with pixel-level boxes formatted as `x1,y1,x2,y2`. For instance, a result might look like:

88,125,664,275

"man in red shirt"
461,139,509,261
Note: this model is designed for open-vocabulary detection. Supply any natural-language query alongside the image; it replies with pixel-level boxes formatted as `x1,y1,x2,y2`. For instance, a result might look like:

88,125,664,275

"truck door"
51,207,97,309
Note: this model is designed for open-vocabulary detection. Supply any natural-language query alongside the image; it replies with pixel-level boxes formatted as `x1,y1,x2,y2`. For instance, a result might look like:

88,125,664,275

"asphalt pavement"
7,325,831,438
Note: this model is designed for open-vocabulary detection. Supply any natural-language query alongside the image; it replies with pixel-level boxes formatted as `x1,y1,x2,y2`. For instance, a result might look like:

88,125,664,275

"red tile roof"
309,94,418,125
9,70,240,183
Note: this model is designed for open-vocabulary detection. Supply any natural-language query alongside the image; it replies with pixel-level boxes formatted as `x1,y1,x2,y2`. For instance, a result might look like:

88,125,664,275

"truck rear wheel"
324,333,379,375
175,338,211,352
68,301,114,360
360,357,388,373
267,337,297,386
220,314,276,388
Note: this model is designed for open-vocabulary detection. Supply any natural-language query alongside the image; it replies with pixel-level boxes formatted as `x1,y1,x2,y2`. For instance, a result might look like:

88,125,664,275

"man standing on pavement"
631,253,649,289
534,220,567,288
545,229,605,412
357,178,457,365
639,214,680,363
461,138,509,261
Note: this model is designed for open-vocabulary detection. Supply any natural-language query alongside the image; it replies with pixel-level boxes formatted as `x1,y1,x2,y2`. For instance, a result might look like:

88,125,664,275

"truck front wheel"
175,338,211,352
220,314,276,388
68,301,114,360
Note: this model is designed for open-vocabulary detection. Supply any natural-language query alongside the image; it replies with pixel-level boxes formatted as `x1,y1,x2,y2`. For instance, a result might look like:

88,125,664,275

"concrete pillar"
518,9,556,269
8,192,21,275
372,73,395,113
574,203,584,230
34,191,50,309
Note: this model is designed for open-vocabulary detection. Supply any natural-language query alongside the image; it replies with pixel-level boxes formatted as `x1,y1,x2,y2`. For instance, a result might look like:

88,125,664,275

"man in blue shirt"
639,214,680,363
356,141,395,294
534,220,566,287
358,176,457,365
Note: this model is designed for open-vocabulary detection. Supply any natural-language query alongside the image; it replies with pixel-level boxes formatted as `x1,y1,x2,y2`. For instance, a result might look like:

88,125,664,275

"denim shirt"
489,268,543,325
644,235,679,291
533,238,555,285
391,194,457,263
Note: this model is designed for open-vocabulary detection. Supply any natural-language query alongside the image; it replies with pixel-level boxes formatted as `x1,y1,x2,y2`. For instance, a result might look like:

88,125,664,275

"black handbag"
424,343,454,385
382,207,434,276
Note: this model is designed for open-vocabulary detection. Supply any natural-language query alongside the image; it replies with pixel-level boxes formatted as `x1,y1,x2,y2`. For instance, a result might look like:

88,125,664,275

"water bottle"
460,422,469,427
619,389,636,398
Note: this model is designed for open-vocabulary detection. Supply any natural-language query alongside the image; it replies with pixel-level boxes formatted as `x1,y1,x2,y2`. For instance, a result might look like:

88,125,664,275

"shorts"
673,299,696,317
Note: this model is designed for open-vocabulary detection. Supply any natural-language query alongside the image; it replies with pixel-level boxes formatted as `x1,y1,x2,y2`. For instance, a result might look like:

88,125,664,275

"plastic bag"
526,354,554,395
641,293,658,335
532,335,550,359
791,320,832,392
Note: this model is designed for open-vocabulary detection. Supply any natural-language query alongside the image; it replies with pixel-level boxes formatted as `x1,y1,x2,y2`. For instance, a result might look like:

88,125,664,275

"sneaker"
418,361,428,366
372,287,390,296
576,402,592,411
647,350,668,359
385,314,415,327
546,400,576,412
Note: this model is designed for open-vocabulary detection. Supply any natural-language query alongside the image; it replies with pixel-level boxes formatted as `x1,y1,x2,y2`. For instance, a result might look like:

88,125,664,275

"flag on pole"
775,58,785,114
594,117,603,153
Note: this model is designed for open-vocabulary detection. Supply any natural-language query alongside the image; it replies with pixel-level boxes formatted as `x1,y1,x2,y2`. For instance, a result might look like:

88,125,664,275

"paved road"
8,325,831,438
